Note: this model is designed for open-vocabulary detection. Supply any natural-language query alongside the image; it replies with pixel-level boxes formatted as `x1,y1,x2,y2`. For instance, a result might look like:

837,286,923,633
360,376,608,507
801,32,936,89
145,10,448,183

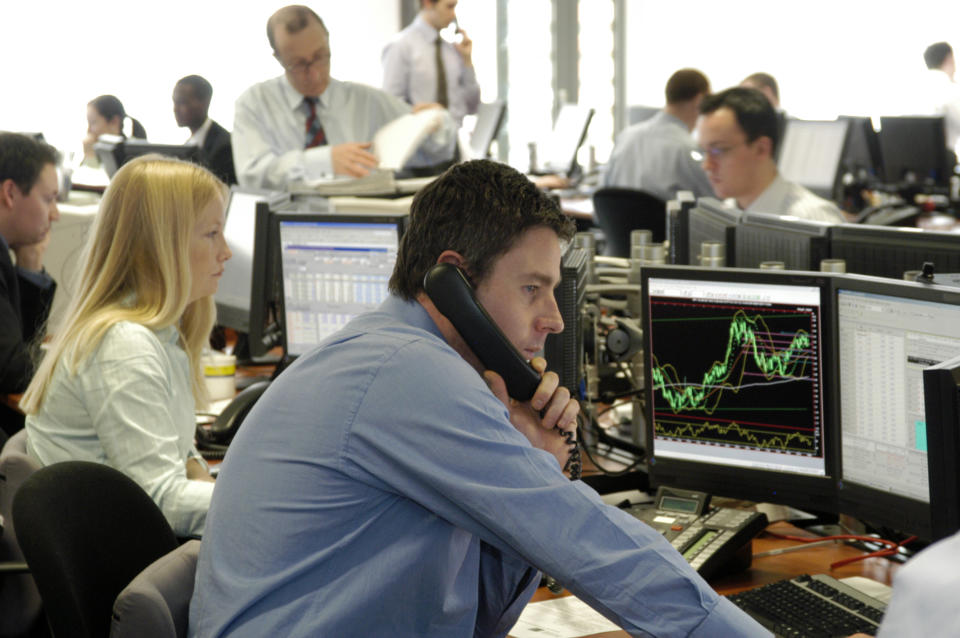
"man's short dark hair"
665,69,710,105
176,75,213,103
389,160,576,300
700,87,781,155
267,5,327,52
741,72,779,102
0,132,59,194
925,42,954,70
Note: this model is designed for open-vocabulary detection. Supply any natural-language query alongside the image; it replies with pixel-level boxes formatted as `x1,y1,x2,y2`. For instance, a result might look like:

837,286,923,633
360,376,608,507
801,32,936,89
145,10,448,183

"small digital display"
660,495,699,514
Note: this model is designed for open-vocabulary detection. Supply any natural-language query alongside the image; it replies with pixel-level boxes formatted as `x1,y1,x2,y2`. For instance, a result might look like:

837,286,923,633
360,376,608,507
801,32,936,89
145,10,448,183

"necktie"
435,37,449,108
304,97,327,149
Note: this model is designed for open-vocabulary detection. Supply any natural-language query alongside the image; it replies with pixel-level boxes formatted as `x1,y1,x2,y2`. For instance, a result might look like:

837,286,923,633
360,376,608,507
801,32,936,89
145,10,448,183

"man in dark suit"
173,75,237,184
0,133,59,436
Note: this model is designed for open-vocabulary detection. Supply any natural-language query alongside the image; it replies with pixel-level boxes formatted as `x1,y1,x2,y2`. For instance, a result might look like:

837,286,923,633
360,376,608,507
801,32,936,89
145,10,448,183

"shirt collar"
280,74,339,112
412,14,440,41
185,118,213,147
381,294,445,341
746,173,789,213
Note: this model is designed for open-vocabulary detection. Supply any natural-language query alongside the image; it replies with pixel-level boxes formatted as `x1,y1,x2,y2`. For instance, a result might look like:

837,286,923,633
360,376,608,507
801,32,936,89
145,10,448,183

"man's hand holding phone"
484,356,579,470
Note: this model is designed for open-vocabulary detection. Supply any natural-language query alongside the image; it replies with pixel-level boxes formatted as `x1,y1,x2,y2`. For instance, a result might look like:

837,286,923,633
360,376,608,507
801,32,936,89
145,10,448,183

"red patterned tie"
304,97,327,148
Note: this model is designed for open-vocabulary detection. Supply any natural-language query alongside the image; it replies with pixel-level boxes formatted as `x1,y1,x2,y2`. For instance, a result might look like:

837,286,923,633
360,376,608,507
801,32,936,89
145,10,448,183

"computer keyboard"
727,573,886,637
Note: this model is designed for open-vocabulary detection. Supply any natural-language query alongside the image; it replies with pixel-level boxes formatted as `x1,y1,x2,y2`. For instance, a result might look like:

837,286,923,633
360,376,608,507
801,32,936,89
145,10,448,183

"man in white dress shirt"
696,87,845,223
232,5,457,190
602,68,714,201
381,0,480,129
921,42,960,153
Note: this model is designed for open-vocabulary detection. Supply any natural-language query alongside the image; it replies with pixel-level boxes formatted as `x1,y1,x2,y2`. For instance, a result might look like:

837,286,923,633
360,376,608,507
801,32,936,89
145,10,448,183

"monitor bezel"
734,211,833,271
777,118,850,201
272,210,407,360
641,265,840,514
828,223,960,280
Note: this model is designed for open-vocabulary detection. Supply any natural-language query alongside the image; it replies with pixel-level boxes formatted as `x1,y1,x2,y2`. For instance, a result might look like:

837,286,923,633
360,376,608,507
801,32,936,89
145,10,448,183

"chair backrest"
13,461,179,638
110,540,200,638
591,187,667,257
0,429,44,636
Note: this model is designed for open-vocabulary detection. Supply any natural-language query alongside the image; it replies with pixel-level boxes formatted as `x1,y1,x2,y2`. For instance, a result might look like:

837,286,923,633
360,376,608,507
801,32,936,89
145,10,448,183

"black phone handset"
423,263,580,479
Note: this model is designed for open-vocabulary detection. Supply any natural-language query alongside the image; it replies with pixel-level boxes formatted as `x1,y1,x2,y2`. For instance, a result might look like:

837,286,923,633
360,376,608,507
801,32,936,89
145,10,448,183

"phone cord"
560,428,581,481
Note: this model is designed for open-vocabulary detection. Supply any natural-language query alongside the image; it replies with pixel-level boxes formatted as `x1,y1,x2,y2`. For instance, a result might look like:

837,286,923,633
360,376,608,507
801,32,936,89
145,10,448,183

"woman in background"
82,94,148,165
21,155,230,538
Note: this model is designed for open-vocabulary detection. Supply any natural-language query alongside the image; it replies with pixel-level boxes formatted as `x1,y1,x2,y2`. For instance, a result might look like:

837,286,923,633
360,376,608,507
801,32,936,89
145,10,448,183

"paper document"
373,109,445,170
296,169,397,197
510,596,620,638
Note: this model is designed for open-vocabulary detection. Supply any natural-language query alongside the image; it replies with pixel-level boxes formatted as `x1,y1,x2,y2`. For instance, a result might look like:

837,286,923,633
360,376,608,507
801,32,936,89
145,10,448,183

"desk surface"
514,519,900,637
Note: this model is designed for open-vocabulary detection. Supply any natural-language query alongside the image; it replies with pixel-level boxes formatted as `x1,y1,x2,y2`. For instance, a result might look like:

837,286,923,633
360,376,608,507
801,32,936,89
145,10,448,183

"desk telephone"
195,380,271,459
625,486,768,580
423,263,581,479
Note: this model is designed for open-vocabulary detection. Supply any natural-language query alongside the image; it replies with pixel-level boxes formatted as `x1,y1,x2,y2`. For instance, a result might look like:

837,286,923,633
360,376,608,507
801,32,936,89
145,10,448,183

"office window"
505,0,554,169
577,0,616,163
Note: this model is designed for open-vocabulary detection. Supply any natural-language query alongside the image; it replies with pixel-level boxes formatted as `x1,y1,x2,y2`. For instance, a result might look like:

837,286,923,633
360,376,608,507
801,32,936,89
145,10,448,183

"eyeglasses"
278,50,331,76
693,142,747,162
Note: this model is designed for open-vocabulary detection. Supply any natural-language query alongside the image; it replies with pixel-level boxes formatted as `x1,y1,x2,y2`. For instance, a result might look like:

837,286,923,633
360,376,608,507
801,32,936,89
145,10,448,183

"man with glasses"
696,87,845,223
602,68,715,201
232,5,457,190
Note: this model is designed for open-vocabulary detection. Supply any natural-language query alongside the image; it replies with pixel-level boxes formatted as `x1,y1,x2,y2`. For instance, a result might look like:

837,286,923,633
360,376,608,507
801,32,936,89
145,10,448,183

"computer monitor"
533,103,594,177
214,188,282,360
838,115,883,182
734,212,832,271
828,224,960,280
836,275,960,540
467,100,506,160
543,245,589,398
777,118,850,201
627,105,659,126
642,266,838,513
686,197,741,267
93,138,202,178
275,212,406,358
878,116,951,188
922,353,960,540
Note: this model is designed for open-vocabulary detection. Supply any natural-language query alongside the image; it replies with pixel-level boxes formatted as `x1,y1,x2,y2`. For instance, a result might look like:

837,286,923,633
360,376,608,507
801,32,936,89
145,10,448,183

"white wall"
3,1,400,160
625,0,960,121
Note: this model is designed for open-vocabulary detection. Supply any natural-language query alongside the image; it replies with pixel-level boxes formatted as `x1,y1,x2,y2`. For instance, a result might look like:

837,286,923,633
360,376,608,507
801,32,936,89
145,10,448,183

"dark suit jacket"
0,242,55,434
202,120,237,185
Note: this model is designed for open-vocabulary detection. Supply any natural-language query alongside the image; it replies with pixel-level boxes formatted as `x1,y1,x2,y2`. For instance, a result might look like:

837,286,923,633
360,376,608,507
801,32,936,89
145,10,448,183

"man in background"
696,87,845,223
920,42,960,152
232,5,457,190
0,133,60,437
381,0,480,129
602,68,714,201
173,75,237,185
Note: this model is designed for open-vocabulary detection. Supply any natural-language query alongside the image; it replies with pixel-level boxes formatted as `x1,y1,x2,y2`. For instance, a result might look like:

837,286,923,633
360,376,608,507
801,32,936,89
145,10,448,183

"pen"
753,539,839,558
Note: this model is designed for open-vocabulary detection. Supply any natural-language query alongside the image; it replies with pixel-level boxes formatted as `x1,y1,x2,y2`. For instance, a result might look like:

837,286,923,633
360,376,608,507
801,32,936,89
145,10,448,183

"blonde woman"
20,155,231,538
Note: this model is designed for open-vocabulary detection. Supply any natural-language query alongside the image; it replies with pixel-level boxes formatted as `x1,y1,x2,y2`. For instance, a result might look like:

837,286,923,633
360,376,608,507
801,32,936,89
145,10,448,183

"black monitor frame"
687,197,741,267
641,265,839,514
838,115,883,184
122,141,200,165
666,190,697,265
834,274,960,541
828,223,960,280
922,353,960,540
878,116,951,189
734,211,832,271
272,210,407,360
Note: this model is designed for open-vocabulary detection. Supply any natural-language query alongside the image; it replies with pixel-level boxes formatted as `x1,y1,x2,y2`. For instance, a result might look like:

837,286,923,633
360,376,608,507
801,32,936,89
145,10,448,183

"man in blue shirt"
189,160,768,637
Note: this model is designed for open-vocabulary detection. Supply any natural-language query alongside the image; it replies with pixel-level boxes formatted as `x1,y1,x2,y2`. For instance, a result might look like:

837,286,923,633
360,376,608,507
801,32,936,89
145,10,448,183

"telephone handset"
423,263,580,479
195,380,271,459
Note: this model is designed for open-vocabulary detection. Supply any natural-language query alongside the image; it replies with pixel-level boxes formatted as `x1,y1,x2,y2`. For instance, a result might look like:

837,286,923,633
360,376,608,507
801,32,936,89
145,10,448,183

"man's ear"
0,179,18,209
754,135,774,159
436,250,466,269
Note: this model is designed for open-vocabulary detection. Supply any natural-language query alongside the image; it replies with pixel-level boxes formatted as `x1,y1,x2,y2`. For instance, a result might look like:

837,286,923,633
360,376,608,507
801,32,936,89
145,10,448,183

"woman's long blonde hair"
21,155,227,413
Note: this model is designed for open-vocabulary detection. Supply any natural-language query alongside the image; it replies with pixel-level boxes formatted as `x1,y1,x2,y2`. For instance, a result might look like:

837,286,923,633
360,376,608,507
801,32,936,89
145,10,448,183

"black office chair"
591,187,667,257
13,461,179,638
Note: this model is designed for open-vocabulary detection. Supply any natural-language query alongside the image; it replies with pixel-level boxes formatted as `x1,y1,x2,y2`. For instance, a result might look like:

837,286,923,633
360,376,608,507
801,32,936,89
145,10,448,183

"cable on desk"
764,529,918,570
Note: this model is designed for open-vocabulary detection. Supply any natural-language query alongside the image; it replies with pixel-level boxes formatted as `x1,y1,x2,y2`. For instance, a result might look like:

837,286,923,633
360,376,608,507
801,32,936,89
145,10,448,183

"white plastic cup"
202,352,237,401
